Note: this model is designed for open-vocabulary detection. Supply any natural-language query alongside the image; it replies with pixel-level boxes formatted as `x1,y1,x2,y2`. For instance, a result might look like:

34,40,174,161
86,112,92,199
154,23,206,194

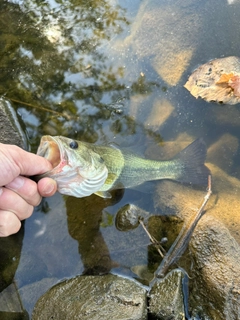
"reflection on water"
0,0,160,146
66,191,123,275
1,0,240,317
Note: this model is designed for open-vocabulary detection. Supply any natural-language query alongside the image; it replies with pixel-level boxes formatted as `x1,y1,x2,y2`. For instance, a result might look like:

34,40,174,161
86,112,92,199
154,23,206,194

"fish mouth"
36,135,109,198
37,135,67,172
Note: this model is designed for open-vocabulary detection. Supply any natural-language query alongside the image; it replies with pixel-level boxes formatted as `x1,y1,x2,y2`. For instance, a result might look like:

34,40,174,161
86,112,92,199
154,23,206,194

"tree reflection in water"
0,0,161,147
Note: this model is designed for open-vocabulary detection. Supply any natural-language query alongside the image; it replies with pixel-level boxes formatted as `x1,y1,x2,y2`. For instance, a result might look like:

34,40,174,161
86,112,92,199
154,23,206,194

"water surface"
1,0,240,317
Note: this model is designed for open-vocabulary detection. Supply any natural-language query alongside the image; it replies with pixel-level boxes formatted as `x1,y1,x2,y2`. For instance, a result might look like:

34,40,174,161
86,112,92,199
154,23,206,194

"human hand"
0,143,57,237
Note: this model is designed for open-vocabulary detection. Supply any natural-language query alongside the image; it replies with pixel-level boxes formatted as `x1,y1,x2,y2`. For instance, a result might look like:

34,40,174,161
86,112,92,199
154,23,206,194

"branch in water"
144,175,212,288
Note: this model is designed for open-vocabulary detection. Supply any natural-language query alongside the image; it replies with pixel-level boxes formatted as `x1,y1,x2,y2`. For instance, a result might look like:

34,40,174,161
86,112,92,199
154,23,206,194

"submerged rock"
151,136,240,318
154,162,240,244
32,274,147,320
115,204,149,231
208,104,240,127
123,0,202,86
206,133,238,173
144,99,174,130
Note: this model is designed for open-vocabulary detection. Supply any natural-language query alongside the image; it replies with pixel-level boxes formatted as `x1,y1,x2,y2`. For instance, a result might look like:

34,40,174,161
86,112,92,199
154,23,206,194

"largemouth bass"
36,136,210,198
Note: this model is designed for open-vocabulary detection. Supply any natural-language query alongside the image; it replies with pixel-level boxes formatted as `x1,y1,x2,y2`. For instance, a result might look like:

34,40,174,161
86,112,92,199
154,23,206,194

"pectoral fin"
94,191,112,198
94,173,120,198
104,173,118,186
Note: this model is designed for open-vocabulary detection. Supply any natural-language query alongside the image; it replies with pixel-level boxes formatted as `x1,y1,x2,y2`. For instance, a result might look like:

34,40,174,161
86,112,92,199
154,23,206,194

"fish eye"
69,140,78,149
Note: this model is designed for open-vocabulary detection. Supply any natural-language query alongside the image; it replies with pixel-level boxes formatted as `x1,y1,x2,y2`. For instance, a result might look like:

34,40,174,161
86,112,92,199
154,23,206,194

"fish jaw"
36,136,109,197
37,135,70,175
36,136,85,196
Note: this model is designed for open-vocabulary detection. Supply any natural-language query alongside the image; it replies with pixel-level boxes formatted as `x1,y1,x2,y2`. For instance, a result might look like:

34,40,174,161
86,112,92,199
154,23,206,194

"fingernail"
6,176,25,190
0,187,3,196
43,182,55,195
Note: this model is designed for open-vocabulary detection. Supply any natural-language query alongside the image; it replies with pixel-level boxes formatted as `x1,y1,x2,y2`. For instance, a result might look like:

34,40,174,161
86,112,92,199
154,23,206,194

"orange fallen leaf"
216,73,235,84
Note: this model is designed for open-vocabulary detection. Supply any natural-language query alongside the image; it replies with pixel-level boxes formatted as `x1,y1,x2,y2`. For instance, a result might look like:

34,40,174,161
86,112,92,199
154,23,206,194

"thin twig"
149,175,212,287
139,219,166,258
5,96,76,120
7,97,62,115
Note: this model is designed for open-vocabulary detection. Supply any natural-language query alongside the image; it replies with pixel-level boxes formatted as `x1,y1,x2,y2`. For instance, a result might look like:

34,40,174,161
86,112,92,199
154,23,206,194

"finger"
0,210,21,237
5,176,42,206
16,149,53,175
0,144,53,185
37,177,58,197
0,187,34,220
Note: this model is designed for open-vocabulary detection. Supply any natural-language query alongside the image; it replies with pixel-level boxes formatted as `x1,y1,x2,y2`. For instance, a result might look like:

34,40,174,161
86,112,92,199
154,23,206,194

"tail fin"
174,138,210,186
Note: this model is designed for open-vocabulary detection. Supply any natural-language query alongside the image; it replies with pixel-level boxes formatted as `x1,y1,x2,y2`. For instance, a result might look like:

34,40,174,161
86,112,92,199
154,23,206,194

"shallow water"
1,0,240,317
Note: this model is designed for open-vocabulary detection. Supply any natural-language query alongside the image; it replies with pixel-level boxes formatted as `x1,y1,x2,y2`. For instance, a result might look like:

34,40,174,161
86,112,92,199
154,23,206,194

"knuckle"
11,221,21,235
25,185,41,206
0,229,11,237
27,183,38,199
0,211,11,228
0,211,21,237
35,197,42,207
24,205,34,219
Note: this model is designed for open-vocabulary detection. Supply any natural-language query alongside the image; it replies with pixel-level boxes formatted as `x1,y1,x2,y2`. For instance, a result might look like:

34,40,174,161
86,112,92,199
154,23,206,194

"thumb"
0,144,53,185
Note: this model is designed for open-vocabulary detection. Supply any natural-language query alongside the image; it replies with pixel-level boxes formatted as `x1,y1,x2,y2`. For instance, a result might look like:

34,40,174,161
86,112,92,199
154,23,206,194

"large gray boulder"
32,274,147,320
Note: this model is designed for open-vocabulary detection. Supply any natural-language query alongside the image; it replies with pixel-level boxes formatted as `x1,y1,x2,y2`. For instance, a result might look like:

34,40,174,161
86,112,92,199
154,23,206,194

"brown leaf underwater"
184,56,240,105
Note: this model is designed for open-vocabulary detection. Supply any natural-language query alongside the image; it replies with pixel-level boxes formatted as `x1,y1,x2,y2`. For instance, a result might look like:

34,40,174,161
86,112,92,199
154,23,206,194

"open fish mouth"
36,135,109,197
35,135,85,196
37,135,67,173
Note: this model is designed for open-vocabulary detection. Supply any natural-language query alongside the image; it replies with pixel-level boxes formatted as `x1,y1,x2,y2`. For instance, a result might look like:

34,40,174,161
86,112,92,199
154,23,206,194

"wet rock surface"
32,274,147,320
18,277,59,316
149,269,186,320
0,97,28,149
189,216,240,319
115,204,150,231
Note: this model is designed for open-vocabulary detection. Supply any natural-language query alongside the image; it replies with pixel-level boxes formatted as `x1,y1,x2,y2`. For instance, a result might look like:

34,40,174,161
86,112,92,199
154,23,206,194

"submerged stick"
139,219,166,258
149,175,212,287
